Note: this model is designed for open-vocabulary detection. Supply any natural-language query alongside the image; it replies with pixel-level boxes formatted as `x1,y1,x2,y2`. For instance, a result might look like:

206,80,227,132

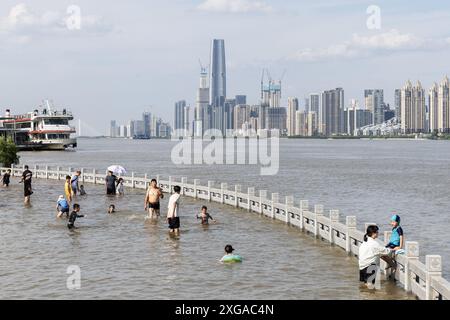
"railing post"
194,179,200,199
425,255,442,300
346,216,357,254
285,196,294,224
299,200,309,230
81,168,85,183
247,187,255,211
207,181,214,202
131,172,135,188
259,190,267,214
93,169,97,184
144,173,148,189
57,166,61,180
271,193,279,219
314,205,324,238
34,165,38,178
168,176,173,193
329,210,340,245
405,241,419,293
45,165,49,179
221,183,228,204
10,164,14,177
181,177,187,195
68,167,72,176
235,185,241,207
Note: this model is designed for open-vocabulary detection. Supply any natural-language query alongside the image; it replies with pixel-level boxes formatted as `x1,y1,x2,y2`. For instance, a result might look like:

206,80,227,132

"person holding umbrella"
105,165,126,195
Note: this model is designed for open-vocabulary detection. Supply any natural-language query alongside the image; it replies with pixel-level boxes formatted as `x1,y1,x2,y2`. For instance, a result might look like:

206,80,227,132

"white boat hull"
29,138,77,150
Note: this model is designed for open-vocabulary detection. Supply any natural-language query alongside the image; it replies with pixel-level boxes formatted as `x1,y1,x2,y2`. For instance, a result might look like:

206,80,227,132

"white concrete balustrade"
2,164,450,300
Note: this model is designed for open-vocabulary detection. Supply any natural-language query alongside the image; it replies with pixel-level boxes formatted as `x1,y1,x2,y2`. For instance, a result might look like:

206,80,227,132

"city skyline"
1,1,450,135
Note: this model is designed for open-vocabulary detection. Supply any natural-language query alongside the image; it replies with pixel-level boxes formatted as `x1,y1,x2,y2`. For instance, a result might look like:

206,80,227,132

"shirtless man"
144,179,164,218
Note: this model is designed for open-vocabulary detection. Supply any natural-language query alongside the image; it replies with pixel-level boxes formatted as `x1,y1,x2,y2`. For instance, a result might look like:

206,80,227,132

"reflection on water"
0,179,414,299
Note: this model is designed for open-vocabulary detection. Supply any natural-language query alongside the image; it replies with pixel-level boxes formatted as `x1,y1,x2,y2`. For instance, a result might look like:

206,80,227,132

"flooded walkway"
0,179,414,299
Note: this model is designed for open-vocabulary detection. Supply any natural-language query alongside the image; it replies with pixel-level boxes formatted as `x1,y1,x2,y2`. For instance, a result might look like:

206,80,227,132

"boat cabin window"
44,119,69,125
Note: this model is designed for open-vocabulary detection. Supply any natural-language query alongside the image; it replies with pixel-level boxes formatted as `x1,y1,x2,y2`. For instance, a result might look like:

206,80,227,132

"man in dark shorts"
68,203,85,229
166,185,181,234
21,165,33,204
105,171,117,195
144,178,164,218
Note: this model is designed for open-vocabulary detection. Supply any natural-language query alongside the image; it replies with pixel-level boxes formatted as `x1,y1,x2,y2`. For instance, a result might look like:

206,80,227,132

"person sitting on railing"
386,214,404,252
359,225,394,289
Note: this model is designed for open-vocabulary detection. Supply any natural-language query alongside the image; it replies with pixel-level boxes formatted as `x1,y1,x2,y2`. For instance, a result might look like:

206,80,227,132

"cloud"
197,0,272,13
290,29,448,62
0,3,111,42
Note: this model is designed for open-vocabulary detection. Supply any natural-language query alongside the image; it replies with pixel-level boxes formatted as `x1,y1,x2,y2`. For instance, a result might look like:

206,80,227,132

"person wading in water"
144,178,164,218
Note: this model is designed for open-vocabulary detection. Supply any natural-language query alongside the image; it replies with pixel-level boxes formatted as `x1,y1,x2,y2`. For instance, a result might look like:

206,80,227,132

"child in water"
64,175,72,202
79,185,86,196
108,204,115,214
56,195,70,218
68,203,85,230
220,244,242,263
116,178,124,195
196,205,216,225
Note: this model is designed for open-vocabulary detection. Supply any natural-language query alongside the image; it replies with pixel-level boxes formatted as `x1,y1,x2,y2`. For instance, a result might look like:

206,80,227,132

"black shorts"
24,182,33,196
148,202,160,210
168,217,180,229
385,242,398,249
359,264,377,283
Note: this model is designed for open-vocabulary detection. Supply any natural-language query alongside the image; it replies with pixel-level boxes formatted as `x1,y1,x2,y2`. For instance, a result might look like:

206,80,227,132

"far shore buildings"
110,111,171,139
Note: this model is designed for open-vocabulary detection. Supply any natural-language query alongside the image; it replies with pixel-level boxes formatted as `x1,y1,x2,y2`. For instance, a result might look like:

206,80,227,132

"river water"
2,137,448,299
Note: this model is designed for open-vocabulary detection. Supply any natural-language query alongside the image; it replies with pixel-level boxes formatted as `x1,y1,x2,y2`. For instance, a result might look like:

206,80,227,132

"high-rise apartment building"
437,76,450,133
319,88,345,136
365,89,384,125
287,97,299,136
400,80,426,134
174,100,186,131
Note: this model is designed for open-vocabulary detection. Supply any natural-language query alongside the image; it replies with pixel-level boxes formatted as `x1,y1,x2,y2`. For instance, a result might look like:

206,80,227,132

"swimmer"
56,195,70,218
68,203,85,230
220,244,242,263
79,185,86,196
196,205,216,225
108,204,116,214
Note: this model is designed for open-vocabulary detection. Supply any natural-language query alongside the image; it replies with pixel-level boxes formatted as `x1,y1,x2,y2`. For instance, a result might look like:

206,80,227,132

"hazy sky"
1,0,449,135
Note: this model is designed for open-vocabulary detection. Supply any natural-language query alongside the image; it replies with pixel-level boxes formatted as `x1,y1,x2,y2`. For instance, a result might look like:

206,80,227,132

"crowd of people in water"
1,167,239,263
1,166,407,277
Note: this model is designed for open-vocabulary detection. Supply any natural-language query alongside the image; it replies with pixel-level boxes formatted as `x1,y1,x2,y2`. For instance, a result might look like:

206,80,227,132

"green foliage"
0,137,20,167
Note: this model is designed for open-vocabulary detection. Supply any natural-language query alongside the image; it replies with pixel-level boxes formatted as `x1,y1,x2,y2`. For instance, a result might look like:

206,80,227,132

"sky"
0,0,449,135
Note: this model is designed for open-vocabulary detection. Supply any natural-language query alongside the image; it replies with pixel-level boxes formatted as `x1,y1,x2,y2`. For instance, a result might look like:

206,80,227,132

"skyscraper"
195,65,210,136
142,112,152,139
429,82,439,133
394,89,401,120
319,88,345,136
209,39,226,107
309,94,320,114
364,89,384,125
110,120,117,138
174,100,186,132
235,95,246,105
287,97,298,136
401,80,426,134
437,76,450,133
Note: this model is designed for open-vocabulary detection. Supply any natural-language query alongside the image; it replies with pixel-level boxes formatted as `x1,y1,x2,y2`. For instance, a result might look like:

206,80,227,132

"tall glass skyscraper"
209,39,226,108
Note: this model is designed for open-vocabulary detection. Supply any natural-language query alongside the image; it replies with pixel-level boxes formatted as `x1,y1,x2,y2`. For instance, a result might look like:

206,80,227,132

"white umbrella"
107,165,127,175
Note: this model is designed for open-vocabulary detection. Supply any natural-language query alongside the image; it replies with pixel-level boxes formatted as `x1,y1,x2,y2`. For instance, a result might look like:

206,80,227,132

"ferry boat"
1,100,77,150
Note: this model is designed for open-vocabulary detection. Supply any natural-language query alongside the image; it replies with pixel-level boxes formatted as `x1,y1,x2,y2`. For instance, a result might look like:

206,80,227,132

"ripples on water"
0,178,414,299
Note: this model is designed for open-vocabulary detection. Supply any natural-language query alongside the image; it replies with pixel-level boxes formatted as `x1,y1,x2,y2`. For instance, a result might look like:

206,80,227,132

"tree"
0,137,20,168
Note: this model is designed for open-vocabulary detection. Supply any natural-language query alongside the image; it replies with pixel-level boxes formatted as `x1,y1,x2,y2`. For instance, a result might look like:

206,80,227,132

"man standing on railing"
21,165,33,204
